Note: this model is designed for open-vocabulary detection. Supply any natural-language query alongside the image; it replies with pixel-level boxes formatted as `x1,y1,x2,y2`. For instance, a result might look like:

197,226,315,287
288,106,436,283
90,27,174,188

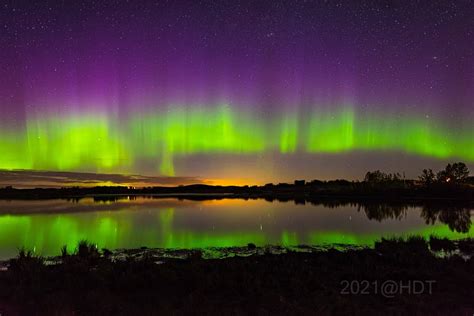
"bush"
429,236,456,252
9,247,45,276
76,240,100,262
375,236,429,256
458,238,474,254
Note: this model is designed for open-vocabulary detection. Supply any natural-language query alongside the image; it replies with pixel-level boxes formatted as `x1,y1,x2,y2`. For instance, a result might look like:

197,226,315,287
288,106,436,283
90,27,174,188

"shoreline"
1,236,472,264
1,191,474,204
1,181,474,203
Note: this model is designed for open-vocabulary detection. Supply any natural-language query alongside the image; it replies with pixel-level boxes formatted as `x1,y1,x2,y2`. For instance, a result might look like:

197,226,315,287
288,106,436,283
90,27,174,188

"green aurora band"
1,104,473,176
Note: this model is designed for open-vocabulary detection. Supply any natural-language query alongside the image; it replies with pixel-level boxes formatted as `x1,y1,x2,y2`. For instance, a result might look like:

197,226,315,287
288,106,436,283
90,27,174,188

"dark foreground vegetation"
1,162,474,201
0,238,473,315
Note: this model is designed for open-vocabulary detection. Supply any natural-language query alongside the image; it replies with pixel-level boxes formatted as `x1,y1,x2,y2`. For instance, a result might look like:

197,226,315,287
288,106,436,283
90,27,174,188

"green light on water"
0,204,471,259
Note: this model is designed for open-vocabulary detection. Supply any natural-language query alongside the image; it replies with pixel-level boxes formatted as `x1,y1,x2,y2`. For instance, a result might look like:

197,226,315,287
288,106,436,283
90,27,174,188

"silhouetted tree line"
363,162,471,188
364,170,405,183
419,162,470,185
0,162,473,201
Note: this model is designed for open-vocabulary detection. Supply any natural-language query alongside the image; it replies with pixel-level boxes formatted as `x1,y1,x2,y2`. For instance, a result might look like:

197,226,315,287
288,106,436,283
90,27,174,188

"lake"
0,196,472,259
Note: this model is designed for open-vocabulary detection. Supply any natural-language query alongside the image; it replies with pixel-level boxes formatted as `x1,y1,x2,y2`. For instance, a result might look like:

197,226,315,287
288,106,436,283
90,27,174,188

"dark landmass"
0,237,473,315
1,179,474,202
1,163,473,202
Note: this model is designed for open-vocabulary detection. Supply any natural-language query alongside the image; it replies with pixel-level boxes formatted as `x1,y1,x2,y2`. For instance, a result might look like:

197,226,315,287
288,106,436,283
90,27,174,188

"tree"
391,172,402,181
364,170,386,183
419,169,436,185
436,162,470,183
436,169,449,183
452,162,469,182
364,171,403,184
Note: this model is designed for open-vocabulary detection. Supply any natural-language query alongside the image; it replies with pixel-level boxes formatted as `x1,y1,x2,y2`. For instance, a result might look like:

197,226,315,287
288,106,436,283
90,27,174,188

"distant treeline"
1,162,473,200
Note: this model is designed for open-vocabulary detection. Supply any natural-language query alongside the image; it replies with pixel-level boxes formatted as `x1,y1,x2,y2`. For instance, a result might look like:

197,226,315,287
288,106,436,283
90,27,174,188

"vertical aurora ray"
306,107,355,152
278,113,299,153
25,114,129,171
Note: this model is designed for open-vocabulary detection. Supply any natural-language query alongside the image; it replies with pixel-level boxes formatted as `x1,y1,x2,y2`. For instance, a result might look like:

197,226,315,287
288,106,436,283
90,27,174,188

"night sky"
1,0,473,185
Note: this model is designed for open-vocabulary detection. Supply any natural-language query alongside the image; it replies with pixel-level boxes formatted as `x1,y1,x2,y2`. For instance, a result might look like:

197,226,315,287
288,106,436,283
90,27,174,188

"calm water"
0,197,472,259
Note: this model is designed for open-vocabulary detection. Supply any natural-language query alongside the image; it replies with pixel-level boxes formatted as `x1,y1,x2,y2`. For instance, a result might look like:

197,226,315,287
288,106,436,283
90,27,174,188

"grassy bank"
0,237,473,315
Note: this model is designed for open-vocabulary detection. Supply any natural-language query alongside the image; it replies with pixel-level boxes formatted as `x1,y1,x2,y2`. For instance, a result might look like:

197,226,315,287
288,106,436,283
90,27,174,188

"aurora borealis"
1,106,474,177
1,1,473,184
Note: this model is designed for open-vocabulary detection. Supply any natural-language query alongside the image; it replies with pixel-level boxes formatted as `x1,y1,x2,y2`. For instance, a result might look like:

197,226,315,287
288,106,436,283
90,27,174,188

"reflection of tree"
358,203,408,221
421,205,471,233
355,202,472,233
66,197,81,204
307,200,358,209
93,196,130,203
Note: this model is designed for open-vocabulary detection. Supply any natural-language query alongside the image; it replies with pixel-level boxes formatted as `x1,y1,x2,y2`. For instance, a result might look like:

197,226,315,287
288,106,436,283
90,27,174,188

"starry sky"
0,0,473,185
